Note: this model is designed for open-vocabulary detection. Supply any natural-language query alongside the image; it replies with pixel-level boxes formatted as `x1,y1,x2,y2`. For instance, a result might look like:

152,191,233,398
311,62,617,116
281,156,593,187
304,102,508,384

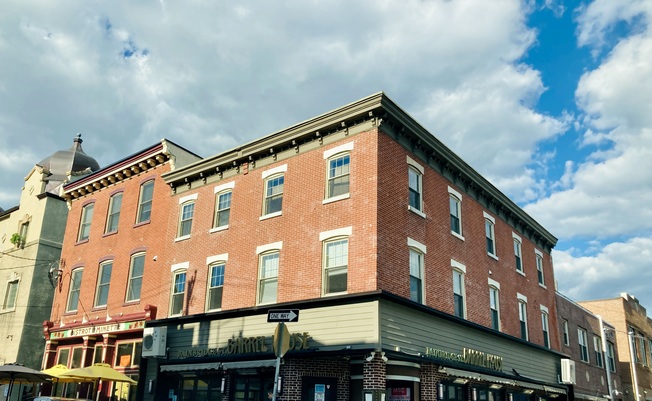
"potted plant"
9,233,23,247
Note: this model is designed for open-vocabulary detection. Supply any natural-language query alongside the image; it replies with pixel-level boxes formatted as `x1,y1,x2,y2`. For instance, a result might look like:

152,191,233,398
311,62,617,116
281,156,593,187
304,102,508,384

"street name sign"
267,309,299,323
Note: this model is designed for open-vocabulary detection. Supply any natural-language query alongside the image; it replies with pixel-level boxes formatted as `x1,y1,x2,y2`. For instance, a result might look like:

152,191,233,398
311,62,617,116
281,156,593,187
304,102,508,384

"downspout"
598,315,614,399
629,330,641,401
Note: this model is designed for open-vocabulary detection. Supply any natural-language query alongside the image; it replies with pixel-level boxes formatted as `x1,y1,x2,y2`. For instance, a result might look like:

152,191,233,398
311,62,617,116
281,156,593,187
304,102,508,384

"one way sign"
267,309,300,323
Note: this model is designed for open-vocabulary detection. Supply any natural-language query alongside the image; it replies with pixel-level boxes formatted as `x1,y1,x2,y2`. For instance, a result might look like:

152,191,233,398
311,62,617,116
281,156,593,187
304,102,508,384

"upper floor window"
78,203,94,242
258,251,279,304
261,165,287,217
562,319,570,346
105,193,123,234
18,221,29,247
94,261,112,308
136,180,154,224
3,279,19,310
116,341,142,368
57,348,70,366
541,306,550,348
170,265,187,316
177,195,197,238
207,262,225,311
535,250,545,286
66,268,83,312
452,260,466,319
513,233,523,273
126,253,145,302
637,334,647,366
407,157,424,214
323,238,348,295
594,336,604,367
214,190,232,229
449,187,462,237
489,279,500,331
607,342,616,372
578,328,589,362
484,212,496,257
327,154,350,199
409,249,424,303
518,294,528,340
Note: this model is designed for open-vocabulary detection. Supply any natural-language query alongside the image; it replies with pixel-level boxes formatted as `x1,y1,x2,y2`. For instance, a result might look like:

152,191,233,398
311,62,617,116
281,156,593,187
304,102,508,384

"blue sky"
1,0,651,309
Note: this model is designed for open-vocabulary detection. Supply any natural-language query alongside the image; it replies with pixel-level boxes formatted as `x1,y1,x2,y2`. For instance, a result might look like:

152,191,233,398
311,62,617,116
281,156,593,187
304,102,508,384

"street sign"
273,323,291,358
267,309,299,323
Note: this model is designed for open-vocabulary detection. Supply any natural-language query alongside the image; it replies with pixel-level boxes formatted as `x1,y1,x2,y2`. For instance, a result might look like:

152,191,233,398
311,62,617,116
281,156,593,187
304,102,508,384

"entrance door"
233,376,274,401
301,377,338,401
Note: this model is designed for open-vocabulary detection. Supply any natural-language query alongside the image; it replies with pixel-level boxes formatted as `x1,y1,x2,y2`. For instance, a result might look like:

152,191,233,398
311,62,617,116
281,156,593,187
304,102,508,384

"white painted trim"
406,156,424,174
171,261,189,272
512,232,522,242
451,259,466,273
488,278,500,289
214,181,235,194
261,164,287,179
407,238,427,254
535,248,544,257
540,304,549,313
517,293,528,302
179,193,198,204
256,241,283,254
448,186,462,201
483,211,496,223
206,254,228,265
319,226,352,241
323,142,354,159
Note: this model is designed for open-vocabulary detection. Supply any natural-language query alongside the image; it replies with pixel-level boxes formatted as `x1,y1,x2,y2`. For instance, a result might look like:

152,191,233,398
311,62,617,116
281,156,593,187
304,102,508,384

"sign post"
268,309,299,401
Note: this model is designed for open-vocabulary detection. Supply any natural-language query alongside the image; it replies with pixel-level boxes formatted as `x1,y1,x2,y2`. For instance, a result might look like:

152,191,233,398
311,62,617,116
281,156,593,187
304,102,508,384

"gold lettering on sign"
177,332,311,359
424,347,503,371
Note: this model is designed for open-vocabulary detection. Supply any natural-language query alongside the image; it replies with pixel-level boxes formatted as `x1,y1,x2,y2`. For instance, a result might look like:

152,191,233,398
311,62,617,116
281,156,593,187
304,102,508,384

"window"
562,319,570,346
126,253,145,302
214,191,232,228
489,282,500,330
409,249,424,303
449,195,462,236
258,251,279,304
452,262,465,318
94,261,112,307
94,345,103,364
440,382,466,401
649,339,652,368
18,222,29,247
177,201,195,237
105,193,123,233
66,268,83,312
3,280,18,310
115,341,142,368
518,294,528,340
264,175,284,215
638,334,647,366
408,166,423,212
541,307,550,348
327,154,350,198
136,180,154,224
57,348,70,366
78,203,94,241
71,347,83,369
594,336,604,367
484,212,496,256
324,238,348,295
578,328,589,362
170,269,187,316
536,250,545,285
513,234,522,273
207,262,225,311
607,342,616,372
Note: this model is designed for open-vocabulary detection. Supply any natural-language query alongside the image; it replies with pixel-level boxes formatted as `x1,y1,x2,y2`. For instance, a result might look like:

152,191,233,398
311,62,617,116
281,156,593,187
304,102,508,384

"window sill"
75,239,89,245
451,231,465,241
323,193,350,204
322,291,348,297
209,225,229,233
91,306,107,312
408,206,426,219
539,283,547,289
133,220,151,228
174,234,191,242
260,211,282,221
103,231,118,238
487,252,499,261
122,300,140,307
0,308,16,315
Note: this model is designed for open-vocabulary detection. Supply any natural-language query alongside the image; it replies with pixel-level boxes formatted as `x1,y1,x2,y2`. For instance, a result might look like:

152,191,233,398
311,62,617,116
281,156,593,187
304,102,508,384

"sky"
1,0,651,310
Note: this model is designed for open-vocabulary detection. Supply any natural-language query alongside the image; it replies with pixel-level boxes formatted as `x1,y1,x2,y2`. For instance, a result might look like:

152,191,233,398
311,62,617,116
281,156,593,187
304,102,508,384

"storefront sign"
424,347,503,371
50,320,145,339
177,331,311,359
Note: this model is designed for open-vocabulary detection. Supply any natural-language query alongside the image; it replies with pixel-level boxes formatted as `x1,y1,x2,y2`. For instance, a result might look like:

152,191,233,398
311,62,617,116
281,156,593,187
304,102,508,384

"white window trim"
512,232,522,242
178,193,198,204
406,156,424,174
483,211,496,223
257,241,283,254
448,186,462,201
407,238,427,254
171,261,189,272
540,304,549,313
534,248,543,257
448,187,465,241
320,227,352,241
323,142,354,159
261,164,287,179
517,293,528,302
450,259,466,274
407,156,425,218
214,181,235,194
207,254,228,265
452,267,466,319
488,278,500,289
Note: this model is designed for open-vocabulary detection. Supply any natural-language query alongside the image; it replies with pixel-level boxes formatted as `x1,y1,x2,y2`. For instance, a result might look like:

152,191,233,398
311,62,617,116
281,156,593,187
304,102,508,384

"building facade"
140,93,567,401
580,294,652,401
556,293,623,401
41,140,200,401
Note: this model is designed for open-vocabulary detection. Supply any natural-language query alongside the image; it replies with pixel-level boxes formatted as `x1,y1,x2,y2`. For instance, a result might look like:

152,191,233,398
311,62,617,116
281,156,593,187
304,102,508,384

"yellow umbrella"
41,364,88,383
60,363,137,384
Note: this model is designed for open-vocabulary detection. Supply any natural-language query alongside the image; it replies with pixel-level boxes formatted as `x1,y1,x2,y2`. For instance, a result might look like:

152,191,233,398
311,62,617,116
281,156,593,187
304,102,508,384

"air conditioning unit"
561,359,576,384
142,327,167,358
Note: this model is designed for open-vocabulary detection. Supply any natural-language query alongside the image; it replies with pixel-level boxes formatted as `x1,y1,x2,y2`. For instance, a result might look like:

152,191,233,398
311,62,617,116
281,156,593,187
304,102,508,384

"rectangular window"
648,339,652,368
536,253,545,285
485,218,496,255
541,311,550,348
78,203,94,241
105,193,123,233
66,269,83,312
18,222,29,247
71,347,83,369
453,270,465,318
327,154,350,198
93,345,103,364
207,263,225,311
57,348,70,366
94,261,112,307
408,166,422,211
178,201,195,237
594,336,604,367
214,191,232,228
563,319,570,346
519,301,528,340
3,280,18,310
264,175,284,215
258,252,279,304
450,195,461,235
170,271,186,316
578,328,589,362
489,287,500,330
324,239,348,294
116,341,142,368
514,238,522,272
126,253,145,302
136,181,154,223
409,249,423,303
607,342,616,372
638,335,647,365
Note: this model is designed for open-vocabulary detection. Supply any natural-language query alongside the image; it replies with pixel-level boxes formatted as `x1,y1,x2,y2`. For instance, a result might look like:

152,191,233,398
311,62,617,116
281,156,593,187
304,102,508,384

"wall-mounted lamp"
489,384,503,390
453,378,468,385
472,388,478,401
148,379,154,394
221,377,226,394
381,352,388,363
523,390,534,395
366,352,376,362
277,376,283,395
439,383,444,399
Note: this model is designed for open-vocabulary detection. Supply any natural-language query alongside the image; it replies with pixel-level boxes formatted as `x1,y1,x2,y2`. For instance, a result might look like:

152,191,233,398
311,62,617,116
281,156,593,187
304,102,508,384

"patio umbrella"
0,363,53,401
60,363,136,384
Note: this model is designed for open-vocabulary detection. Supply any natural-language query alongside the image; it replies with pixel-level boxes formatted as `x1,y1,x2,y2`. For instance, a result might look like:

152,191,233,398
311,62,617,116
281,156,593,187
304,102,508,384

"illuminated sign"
425,347,503,371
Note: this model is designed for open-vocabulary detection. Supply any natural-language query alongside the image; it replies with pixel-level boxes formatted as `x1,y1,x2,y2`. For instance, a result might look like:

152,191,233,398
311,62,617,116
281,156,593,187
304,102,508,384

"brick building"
580,294,652,401
41,140,200,401
140,93,568,401
556,293,623,401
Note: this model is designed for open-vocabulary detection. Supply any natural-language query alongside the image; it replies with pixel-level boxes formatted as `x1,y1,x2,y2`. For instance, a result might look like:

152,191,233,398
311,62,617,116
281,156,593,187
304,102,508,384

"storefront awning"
543,385,568,395
575,392,609,401
438,367,565,394
160,362,221,372
221,360,277,370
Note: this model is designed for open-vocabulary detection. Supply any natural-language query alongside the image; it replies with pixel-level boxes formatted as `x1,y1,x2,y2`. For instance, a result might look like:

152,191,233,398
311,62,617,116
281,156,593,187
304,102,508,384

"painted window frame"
261,165,287,218
408,238,427,304
326,153,351,199
136,180,155,224
213,189,233,230
578,327,590,362
256,241,282,305
115,340,143,368
535,249,545,286
407,156,425,216
2,279,19,310
66,268,83,312
594,335,604,368
489,278,500,331
170,263,188,316
541,305,550,348
452,260,466,319
323,237,349,295
518,293,528,341
562,319,570,346
484,212,497,258
206,258,226,311
513,233,523,273
125,253,145,302
78,203,94,242
448,186,463,239
94,261,113,308
607,342,616,372
105,192,123,234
